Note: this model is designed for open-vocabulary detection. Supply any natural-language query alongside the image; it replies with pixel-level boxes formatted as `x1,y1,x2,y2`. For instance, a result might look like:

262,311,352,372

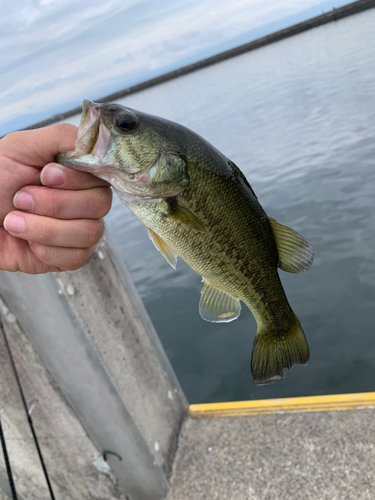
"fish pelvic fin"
148,229,177,269
251,314,309,385
268,217,314,274
199,280,241,323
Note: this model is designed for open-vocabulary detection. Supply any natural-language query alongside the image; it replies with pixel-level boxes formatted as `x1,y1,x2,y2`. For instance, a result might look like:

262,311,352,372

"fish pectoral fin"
148,229,177,269
199,280,241,323
268,217,314,274
168,204,207,233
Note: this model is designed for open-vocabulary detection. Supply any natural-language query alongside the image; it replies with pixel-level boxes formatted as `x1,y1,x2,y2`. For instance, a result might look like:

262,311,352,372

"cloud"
0,0,342,131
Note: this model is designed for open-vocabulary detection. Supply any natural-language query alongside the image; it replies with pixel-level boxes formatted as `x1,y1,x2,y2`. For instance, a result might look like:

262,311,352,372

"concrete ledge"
0,232,187,499
167,407,375,499
189,392,375,418
0,295,129,500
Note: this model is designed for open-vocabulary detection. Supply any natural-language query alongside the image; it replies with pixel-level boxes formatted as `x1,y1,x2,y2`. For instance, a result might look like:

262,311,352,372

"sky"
0,0,351,136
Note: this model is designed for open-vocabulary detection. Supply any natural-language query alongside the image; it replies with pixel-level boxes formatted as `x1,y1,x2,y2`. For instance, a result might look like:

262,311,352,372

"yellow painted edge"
188,392,375,418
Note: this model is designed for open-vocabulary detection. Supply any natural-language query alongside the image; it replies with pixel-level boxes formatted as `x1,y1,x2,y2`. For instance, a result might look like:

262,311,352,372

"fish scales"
122,135,292,329
58,100,314,385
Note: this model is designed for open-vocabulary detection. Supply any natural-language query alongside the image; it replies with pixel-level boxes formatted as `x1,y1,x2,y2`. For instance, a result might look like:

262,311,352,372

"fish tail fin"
251,314,309,385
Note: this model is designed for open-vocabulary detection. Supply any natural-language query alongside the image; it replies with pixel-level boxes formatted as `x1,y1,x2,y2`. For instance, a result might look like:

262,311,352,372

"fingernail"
41,165,65,186
13,191,34,211
4,214,25,234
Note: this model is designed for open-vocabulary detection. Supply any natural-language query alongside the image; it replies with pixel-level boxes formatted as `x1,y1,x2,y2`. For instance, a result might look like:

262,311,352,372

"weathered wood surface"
0,233,187,499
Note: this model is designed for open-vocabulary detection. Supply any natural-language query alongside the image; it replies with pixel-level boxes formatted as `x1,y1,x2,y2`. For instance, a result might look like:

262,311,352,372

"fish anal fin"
268,217,314,274
148,229,177,269
199,280,241,323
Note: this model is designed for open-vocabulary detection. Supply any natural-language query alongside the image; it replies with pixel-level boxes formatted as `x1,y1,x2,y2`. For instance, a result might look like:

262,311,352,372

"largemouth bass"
58,100,314,385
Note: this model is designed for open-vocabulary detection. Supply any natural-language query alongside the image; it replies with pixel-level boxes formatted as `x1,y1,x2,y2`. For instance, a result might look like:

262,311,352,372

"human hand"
0,123,112,274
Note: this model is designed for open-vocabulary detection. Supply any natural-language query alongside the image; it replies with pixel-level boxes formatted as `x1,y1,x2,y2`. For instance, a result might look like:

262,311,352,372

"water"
70,10,375,403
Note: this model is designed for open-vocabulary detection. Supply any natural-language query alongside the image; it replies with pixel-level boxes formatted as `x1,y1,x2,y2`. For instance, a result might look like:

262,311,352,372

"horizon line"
22,0,375,131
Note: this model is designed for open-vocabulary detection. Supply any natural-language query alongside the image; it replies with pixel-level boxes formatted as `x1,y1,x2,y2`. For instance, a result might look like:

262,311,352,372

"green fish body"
58,100,314,385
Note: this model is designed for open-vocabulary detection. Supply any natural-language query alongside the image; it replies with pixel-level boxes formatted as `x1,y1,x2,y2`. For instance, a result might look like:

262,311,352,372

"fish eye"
115,112,139,133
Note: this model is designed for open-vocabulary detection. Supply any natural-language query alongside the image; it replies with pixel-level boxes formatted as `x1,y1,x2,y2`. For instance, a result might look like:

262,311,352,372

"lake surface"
68,9,375,403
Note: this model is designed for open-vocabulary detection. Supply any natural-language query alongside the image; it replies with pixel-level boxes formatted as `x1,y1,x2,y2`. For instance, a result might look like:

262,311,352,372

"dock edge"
189,392,375,418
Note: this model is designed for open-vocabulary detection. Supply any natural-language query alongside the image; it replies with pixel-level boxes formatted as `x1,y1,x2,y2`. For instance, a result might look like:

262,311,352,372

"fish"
58,99,314,385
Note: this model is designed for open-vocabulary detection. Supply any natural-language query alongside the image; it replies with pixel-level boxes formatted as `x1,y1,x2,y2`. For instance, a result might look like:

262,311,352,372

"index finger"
0,123,78,168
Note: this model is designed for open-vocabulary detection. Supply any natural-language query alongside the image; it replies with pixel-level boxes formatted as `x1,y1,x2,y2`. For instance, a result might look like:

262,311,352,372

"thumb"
0,123,78,168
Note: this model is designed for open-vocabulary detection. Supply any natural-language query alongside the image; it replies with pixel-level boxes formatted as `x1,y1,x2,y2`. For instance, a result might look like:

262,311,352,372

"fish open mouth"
58,100,167,199
75,99,100,153
76,100,112,160
59,100,112,169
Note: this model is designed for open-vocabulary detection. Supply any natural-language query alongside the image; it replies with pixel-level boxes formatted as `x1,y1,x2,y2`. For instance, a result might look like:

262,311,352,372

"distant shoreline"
24,0,375,131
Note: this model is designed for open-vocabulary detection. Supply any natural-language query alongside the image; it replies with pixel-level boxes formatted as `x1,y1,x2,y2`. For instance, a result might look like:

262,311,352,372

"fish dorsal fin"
268,218,314,274
148,229,177,269
167,200,206,233
199,280,241,323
